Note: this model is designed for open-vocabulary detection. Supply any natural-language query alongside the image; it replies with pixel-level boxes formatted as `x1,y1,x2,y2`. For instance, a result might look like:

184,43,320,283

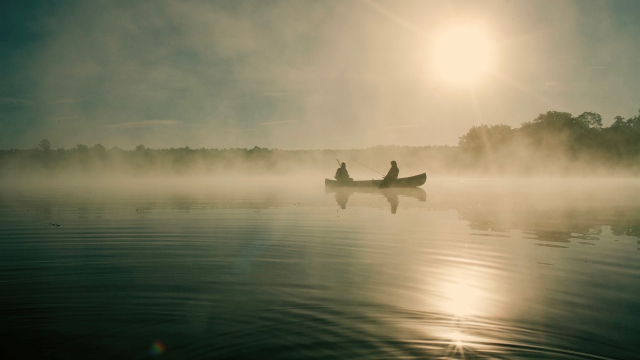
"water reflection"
612,224,640,238
326,187,426,214
335,189,349,209
384,191,399,214
2,180,640,358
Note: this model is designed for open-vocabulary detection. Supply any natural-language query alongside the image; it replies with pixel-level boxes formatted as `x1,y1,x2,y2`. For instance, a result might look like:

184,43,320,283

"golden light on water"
440,330,481,359
440,280,486,317
432,25,494,84
436,280,487,358
431,264,501,357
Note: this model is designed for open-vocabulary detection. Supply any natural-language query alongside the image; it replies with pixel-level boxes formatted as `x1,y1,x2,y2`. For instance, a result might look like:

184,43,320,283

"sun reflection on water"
440,278,487,317
430,266,499,358
440,330,478,359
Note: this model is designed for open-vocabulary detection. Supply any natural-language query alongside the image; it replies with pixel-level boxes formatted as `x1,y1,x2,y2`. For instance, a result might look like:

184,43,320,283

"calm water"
1,179,640,359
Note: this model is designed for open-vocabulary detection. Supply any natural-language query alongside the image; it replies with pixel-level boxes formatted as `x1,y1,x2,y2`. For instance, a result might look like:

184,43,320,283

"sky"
1,0,640,150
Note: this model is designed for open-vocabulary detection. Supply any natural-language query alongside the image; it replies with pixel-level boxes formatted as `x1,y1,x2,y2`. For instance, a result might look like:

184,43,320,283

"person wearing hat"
334,162,351,183
379,160,399,188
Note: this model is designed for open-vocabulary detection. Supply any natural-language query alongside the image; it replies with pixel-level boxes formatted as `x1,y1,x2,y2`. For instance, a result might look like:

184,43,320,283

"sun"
432,26,493,84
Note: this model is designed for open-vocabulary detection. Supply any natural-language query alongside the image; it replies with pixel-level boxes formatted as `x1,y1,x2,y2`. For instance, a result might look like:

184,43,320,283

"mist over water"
5,106,640,179
3,0,640,358
1,178,639,359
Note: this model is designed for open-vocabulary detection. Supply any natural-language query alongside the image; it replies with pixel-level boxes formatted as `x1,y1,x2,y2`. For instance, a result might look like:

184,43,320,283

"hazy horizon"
2,0,640,150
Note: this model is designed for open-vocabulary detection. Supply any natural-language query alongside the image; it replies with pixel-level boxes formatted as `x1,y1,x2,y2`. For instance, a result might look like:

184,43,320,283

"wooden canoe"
325,173,426,188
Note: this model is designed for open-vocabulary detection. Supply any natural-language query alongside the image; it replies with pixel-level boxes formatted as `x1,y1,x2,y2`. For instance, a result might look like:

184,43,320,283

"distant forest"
2,109,640,177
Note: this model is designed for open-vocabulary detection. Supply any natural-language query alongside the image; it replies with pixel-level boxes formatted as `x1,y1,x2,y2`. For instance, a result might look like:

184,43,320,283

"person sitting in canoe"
334,162,352,184
379,161,399,188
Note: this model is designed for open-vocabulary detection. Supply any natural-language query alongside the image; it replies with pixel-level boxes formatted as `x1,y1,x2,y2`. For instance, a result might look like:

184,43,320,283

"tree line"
1,109,640,177
458,110,640,174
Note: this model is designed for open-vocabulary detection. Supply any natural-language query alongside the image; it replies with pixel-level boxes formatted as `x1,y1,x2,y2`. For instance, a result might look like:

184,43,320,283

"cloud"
258,120,295,126
109,120,182,129
46,116,80,121
3,0,637,150
50,98,83,104
0,98,33,106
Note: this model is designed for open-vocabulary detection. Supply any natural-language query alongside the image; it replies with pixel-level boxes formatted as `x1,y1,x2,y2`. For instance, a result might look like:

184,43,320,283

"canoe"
325,173,426,188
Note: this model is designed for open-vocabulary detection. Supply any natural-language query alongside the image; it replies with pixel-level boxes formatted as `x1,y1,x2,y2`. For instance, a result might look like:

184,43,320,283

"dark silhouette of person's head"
341,162,346,169
391,160,397,167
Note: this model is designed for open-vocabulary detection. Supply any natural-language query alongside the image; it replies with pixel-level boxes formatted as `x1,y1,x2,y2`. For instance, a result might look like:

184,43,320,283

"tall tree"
576,112,603,128
37,139,51,151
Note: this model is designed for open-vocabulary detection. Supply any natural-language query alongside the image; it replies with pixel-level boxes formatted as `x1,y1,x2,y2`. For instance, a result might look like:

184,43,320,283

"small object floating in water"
49,223,60,227
148,340,165,357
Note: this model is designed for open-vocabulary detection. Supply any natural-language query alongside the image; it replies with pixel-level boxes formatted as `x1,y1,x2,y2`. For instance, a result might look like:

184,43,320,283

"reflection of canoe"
325,173,426,188
325,187,427,202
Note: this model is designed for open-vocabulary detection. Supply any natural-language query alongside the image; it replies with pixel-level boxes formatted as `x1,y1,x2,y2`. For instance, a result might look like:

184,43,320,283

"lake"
1,178,639,359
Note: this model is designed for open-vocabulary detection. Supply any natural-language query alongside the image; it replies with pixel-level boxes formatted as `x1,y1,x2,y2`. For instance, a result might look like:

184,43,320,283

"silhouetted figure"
335,189,350,209
379,161,399,188
334,162,351,183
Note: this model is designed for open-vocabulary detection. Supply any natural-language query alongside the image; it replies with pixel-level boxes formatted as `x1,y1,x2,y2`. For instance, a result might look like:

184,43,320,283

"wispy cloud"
0,97,33,106
109,120,182,129
47,116,79,121
185,123,257,131
50,98,83,104
258,120,295,126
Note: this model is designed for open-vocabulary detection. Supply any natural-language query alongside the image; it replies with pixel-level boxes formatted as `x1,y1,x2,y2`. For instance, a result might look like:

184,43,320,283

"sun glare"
441,282,482,317
432,26,493,84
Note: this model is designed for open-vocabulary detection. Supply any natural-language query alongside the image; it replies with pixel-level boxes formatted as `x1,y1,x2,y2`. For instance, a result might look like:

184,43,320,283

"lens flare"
148,340,165,357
